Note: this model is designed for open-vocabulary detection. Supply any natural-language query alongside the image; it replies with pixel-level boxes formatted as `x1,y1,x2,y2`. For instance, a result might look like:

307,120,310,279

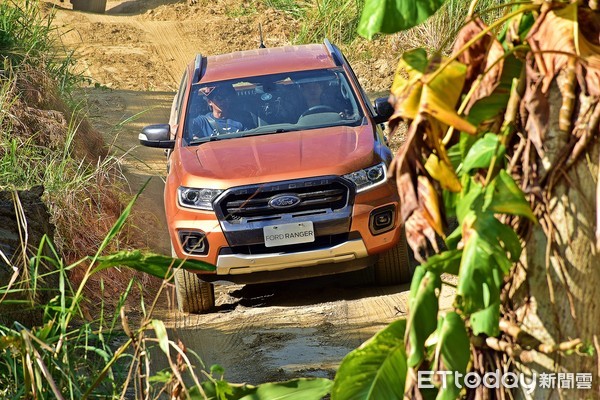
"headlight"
178,187,223,210
343,162,387,193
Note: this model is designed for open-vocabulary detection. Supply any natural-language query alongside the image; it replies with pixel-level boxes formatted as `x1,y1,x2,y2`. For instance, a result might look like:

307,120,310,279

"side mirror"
373,97,394,124
139,124,175,149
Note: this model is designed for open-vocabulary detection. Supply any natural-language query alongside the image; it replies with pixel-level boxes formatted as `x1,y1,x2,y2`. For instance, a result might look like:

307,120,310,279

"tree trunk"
511,79,600,399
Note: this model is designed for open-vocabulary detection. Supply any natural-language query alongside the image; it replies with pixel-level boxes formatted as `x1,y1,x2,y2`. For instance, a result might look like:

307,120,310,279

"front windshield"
183,68,365,145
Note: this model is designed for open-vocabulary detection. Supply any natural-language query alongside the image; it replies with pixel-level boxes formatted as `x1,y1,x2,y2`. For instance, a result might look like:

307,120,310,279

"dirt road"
48,0,452,384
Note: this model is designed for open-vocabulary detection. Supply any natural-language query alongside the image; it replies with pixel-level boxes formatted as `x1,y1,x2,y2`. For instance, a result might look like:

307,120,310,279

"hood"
177,125,377,188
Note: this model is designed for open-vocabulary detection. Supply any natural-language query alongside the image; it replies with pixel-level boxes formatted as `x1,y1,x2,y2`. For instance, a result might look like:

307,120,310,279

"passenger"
189,85,246,140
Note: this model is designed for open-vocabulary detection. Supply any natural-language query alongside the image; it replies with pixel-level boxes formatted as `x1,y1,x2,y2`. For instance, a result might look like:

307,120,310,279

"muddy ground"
47,0,453,385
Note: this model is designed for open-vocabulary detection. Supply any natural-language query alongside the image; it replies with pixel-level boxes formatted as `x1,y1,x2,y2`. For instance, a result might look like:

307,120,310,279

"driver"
189,84,246,140
300,81,325,108
295,79,346,120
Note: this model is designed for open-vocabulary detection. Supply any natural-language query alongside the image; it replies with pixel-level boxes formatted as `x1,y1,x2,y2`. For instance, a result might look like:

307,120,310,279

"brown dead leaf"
527,2,600,97
522,2,600,165
579,7,600,46
395,170,419,223
522,61,549,158
405,211,438,263
454,17,504,92
400,174,444,262
417,176,444,237
390,114,426,223
465,30,506,114
421,116,447,164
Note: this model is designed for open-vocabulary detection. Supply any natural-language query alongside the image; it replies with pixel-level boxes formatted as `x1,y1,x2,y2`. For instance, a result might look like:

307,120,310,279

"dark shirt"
188,113,245,142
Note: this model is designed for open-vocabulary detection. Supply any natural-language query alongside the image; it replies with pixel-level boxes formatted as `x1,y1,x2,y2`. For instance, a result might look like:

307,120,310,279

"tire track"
130,19,198,86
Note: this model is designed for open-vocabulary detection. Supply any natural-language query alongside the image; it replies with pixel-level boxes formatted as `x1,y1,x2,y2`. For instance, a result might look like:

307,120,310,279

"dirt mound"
47,0,396,93
139,0,300,48
3,65,106,162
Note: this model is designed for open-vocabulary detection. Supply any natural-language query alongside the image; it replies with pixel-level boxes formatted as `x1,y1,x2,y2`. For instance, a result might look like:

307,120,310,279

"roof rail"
324,38,342,66
192,54,205,83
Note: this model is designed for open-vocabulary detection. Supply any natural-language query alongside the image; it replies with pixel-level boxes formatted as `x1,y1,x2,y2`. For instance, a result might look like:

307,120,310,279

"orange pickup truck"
140,40,412,313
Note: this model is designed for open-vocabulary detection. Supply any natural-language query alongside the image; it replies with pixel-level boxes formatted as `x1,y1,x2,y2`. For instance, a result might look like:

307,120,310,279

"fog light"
179,231,209,255
369,206,395,235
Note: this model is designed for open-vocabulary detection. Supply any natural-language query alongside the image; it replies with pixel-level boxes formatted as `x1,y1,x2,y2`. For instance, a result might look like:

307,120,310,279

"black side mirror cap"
139,124,175,149
373,97,394,124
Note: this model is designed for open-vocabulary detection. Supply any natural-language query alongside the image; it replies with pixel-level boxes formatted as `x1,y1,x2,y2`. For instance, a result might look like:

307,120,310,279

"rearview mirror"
373,97,393,124
139,124,175,149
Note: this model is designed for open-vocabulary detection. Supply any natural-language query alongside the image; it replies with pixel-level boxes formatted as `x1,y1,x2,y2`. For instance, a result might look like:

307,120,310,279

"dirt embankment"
46,0,443,384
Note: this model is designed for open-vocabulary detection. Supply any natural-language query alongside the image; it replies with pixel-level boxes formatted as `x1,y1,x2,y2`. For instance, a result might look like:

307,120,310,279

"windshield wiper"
188,128,302,144
188,137,218,145
188,132,244,145
243,128,301,136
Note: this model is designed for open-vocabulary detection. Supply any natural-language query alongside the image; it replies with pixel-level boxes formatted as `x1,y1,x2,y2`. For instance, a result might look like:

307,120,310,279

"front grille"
215,177,353,223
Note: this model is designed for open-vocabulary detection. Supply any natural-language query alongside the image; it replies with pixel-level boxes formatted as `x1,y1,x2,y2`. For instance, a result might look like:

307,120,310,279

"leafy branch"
332,0,600,399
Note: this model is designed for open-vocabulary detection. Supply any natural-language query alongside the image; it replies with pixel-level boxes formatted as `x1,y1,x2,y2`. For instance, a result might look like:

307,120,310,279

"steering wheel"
299,105,336,118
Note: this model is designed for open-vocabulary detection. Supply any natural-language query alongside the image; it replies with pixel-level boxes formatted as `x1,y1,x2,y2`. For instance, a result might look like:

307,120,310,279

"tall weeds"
264,0,363,45
0,0,84,99
0,196,179,399
263,0,507,52
392,0,510,54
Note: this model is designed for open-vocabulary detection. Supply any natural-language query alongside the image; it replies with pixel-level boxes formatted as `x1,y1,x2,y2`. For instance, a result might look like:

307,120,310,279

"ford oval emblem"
269,194,301,209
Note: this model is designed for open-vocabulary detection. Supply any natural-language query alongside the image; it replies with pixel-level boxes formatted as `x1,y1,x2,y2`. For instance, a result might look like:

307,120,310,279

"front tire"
171,247,215,313
373,228,413,285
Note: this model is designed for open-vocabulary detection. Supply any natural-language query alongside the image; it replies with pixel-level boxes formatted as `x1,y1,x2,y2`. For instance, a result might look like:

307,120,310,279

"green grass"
264,0,304,18
392,0,511,54
297,0,363,45
0,233,129,398
262,0,363,45
0,186,192,399
0,0,85,100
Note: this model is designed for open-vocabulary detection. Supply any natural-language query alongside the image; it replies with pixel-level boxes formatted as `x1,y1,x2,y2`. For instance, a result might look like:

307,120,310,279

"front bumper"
215,238,369,275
